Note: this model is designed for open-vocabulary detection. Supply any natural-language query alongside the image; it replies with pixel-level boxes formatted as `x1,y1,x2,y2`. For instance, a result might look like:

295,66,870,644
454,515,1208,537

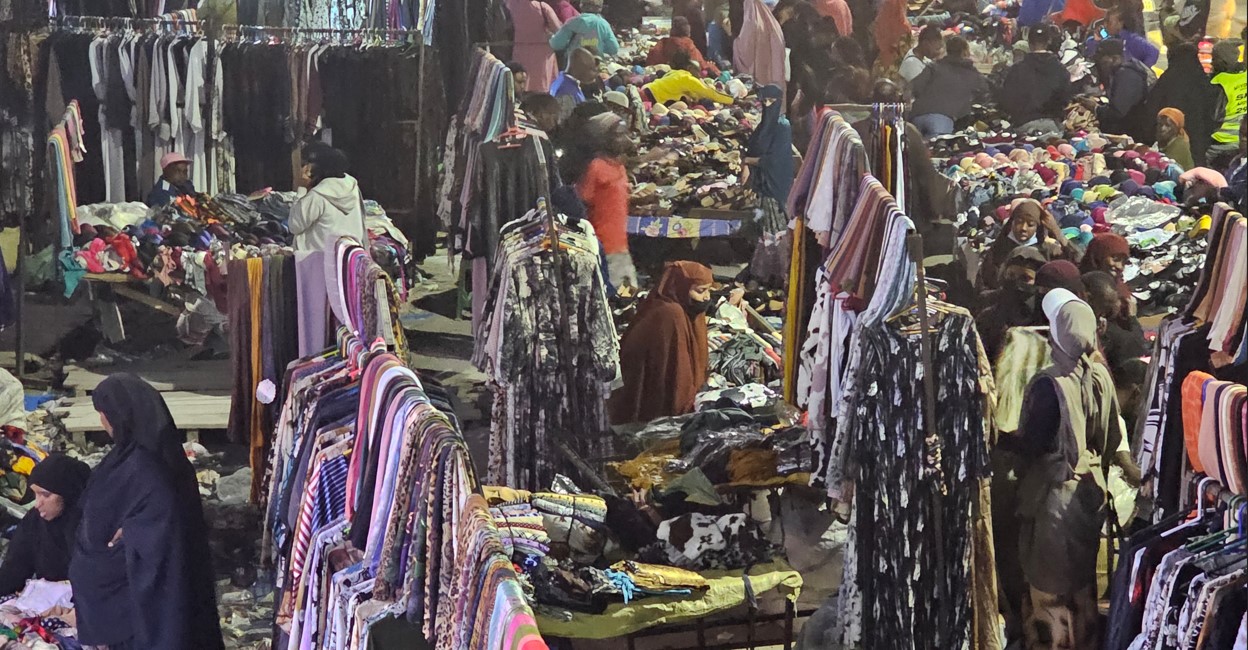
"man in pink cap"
146,152,195,207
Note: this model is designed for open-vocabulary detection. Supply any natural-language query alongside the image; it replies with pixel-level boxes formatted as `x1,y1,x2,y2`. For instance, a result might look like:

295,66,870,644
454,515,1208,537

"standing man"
146,152,195,207
1208,39,1247,167
1000,25,1074,135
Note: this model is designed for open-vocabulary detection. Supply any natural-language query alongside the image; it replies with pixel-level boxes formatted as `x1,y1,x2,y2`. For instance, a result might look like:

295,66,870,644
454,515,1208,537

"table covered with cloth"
534,560,802,639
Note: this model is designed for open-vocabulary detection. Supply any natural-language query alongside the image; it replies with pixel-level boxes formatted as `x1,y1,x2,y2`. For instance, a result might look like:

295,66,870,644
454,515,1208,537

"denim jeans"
913,113,955,137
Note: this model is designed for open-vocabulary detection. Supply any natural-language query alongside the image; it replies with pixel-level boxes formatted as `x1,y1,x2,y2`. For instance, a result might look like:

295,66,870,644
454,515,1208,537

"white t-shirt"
898,48,930,83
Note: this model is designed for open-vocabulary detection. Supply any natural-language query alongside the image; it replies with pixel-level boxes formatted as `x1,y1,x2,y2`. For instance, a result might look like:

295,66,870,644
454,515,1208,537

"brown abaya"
609,261,714,424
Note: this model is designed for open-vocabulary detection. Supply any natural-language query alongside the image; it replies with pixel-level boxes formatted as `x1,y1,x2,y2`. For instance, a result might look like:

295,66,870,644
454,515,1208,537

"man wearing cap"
146,152,195,208
1080,38,1153,143
999,25,1074,135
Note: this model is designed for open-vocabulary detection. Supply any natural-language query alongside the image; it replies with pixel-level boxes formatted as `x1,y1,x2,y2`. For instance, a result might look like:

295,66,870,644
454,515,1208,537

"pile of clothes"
0,580,78,649
486,487,760,614
941,132,1212,313
628,98,757,216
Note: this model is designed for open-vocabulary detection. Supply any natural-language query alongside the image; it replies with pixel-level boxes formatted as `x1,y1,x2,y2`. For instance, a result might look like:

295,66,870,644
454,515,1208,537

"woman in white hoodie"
289,143,367,356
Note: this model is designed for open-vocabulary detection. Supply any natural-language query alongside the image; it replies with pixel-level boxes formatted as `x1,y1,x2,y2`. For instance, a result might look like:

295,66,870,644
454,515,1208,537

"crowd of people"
2,0,1245,647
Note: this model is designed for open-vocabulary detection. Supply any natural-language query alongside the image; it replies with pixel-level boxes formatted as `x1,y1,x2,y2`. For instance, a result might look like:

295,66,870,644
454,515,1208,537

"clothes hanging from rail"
472,204,619,490
1134,202,1248,522
834,311,991,650
218,32,446,257
1104,482,1246,650
40,19,224,204
225,253,301,501
263,237,546,649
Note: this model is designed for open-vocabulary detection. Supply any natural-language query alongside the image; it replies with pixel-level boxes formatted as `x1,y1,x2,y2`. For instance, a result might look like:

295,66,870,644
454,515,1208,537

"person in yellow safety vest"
1208,39,1247,167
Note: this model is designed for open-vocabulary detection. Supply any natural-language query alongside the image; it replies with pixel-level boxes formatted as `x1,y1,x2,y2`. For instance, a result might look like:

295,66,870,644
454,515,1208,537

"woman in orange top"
576,112,638,289
647,17,721,75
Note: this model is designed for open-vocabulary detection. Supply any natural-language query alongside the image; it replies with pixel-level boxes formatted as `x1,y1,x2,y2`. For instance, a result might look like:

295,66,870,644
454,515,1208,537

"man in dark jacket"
999,24,1073,134
1082,38,1153,143
910,36,990,136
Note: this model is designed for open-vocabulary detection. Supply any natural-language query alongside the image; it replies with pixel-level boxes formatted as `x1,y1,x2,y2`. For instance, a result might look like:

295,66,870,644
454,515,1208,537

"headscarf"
1042,289,1098,371
1157,107,1188,139
610,261,714,424
747,84,795,201
28,455,90,507
92,373,183,467
1036,260,1086,295
1081,233,1129,274
733,0,787,97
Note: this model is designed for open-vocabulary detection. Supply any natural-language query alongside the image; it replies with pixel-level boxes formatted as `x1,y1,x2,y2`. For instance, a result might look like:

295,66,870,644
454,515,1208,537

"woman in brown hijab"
610,261,715,424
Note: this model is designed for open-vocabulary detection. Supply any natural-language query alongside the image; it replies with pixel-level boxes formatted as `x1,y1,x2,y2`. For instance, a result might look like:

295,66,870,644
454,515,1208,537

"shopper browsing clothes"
71,374,223,649
145,151,195,207
610,261,715,424
1004,290,1122,650
0,455,90,595
290,142,367,356
575,112,638,290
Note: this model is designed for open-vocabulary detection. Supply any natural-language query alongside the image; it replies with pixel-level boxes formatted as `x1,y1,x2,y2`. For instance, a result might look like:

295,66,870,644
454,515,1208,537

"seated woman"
0,455,90,595
1154,108,1195,170
647,17,720,76
610,261,715,424
978,198,1076,292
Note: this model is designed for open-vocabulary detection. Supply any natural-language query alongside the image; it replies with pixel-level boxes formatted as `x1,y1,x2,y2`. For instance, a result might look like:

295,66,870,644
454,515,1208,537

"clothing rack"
219,24,424,43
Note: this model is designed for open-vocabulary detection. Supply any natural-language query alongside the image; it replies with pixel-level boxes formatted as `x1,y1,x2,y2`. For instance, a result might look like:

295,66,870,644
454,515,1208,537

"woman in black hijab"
70,373,223,650
0,454,90,595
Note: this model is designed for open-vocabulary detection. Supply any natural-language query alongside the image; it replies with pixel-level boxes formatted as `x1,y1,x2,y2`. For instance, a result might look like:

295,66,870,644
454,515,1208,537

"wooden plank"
64,358,232,392
53,391,232,433
111,284,182,317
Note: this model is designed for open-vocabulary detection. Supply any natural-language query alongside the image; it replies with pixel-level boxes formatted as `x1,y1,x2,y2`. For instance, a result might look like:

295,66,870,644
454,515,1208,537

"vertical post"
14,207,26,382
413,33,426,236
204,18,216,192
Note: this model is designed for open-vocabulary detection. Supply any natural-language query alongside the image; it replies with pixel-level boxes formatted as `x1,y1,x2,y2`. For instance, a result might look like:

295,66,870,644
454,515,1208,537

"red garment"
812,0,853,37
1057,0,1105,26
646,36,721,76
609,261,714,424
578,157,630,254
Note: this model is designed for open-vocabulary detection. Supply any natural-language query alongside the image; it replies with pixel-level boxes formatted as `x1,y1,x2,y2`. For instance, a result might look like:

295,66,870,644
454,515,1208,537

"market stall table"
535,560,804,648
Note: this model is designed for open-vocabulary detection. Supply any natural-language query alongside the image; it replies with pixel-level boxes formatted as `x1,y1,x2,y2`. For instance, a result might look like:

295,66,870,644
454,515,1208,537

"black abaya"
70,373,224,650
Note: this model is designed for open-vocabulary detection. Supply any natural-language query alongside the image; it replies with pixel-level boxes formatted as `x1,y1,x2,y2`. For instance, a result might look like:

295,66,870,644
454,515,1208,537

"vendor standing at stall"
145,152,195,207
289,143,367,357
610,261,715,424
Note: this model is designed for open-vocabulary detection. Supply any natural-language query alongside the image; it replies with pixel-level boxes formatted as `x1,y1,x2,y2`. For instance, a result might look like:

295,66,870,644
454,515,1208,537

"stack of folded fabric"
491,501,553,559
531,492,610,564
